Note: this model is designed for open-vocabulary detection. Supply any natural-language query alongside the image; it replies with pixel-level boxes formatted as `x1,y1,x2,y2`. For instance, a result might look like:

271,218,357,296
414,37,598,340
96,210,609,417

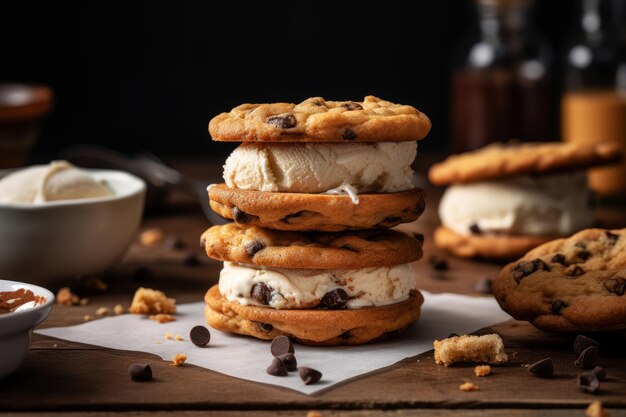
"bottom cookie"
434,226,555,260
204,285,423,346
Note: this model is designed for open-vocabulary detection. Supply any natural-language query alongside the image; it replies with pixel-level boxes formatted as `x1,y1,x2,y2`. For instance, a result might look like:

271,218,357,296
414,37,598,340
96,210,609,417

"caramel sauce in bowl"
0,280,54,380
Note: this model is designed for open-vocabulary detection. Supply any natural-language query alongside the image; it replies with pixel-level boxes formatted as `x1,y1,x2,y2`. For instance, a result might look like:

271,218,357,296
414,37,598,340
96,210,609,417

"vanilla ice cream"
219,261,416,309
0,160,113,204
439,171,592,237
223,142,416,203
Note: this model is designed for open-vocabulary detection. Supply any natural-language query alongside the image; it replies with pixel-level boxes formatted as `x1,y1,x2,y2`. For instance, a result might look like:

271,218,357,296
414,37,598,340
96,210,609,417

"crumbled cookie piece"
129,287,176,315
171,353,187,366
113,304,124,315
586,400,608,417
95,307,109,316
175,335,183,341
149,313,176,323
434,334,508,366
83,315,92,322
474,365,492,377
79,298,90,306
57,287,79,306
140,228,164,247
164,332,173,340
459,382,480,392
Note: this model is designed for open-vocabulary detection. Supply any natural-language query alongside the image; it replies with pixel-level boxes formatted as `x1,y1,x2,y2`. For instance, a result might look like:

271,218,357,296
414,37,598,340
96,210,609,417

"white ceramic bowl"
0,280,54,380
0,169,145,284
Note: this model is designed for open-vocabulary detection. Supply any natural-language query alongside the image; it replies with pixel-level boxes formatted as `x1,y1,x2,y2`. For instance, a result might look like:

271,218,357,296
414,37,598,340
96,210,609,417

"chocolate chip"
428,255,448,271
578,372,600,393
189,325,211,347
577,250,591,261
551,300,567,314
340,244,359,252
251,283,272,305
469,224,482,235
163,235,186,250
270,335,294,357
298,367,322,385
574,335,599,355
513,259,550,282
233,207,255,224
566,265,584,277
604,277,626,295
277,353,297,372
339,331,351,340
341,101,363,111
183,253,201,267
413,198,426,215
267,114,296,129
575,346,598,369
474,278,493,294
528,358,553,378
245,240,265,257
341,127,357,140
320,288,348,309
591,366,606,381
413,233,425,244
378,216,402,226
266,357,288,377
551,254,567,265
605,231,620,245
129,363,152,382
256,322,273,332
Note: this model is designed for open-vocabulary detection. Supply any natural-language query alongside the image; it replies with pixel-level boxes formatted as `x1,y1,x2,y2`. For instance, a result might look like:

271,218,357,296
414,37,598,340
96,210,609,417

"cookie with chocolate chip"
434,225,555,261
208,96,431,143
204,285,423,346
493,228,626,331
201,223,422,269
428,141,622,185
208,183,426,232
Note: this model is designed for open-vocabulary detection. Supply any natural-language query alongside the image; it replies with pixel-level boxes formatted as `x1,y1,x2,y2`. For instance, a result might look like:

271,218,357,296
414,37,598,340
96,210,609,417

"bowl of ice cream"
0,279,54,380
0,161,146,283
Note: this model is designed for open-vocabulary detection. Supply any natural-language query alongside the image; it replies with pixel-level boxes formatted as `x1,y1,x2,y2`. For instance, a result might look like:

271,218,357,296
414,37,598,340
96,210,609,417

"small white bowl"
0,280,54,380
0,169,146,284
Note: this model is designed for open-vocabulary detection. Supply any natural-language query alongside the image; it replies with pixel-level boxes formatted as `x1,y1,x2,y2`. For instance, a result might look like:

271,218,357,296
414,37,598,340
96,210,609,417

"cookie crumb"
586,400,608,417
57,287,79,306
171,353,187,366
164,332,173,340
129,287,176,315
95,307,109,316
140,228,164,247
307,411,323,417
474,365,492,377
113,304,124,315
149,313,176,323
175,335,183,341
79,298,90,306
83,315,92,322
434,334,508,366
459,382,480,392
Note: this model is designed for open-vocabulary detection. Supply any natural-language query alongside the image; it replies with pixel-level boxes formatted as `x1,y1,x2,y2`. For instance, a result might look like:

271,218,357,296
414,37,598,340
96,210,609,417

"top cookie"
429,141,622,185
201,223,422,269
208,96,431,142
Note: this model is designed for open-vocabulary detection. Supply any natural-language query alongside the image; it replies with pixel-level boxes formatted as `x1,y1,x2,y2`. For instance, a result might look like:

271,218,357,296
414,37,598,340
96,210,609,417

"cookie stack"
201,96,431,346
428,141,622,260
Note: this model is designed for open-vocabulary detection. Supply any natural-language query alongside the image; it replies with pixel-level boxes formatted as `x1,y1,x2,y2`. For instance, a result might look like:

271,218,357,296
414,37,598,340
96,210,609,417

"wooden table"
1,161,625,417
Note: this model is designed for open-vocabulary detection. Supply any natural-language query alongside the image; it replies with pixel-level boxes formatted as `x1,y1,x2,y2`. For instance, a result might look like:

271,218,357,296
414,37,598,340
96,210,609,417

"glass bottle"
451,0,553,152
561,0,626,197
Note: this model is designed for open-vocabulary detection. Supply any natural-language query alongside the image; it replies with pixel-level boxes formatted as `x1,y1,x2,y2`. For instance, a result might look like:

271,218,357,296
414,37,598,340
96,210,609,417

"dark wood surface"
1,161,625,416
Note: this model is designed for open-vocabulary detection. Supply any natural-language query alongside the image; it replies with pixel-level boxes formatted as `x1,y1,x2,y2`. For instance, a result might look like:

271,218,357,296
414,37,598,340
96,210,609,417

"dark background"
1,1,577,159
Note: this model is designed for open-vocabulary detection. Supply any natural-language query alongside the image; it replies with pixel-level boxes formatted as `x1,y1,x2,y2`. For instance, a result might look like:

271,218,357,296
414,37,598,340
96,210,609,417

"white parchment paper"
36,291,512,394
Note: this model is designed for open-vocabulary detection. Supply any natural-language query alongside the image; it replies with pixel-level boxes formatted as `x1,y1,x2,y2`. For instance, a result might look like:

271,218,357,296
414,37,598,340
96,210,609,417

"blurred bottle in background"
561,0,626,198
451,0,553,152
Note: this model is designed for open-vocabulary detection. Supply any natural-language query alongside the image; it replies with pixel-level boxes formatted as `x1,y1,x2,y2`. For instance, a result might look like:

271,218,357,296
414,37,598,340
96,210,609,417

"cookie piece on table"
208,183,426,232
428,141,622,185
201,223,422,269
434,334,508,366
434,225,555,261
204,285,423,346
208,96,431,143
493,228,626,332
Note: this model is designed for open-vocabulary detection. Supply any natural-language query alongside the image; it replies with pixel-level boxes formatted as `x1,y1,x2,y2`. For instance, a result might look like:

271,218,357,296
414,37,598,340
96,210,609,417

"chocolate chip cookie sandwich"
201,96,430,346
208,96,430,232
428,141,621,260
493,227,626,332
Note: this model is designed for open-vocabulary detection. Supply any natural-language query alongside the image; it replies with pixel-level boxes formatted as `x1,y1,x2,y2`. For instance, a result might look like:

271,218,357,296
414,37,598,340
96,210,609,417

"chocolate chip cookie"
204,285,423,346
201,223,423,269
429,141,622,185
493,228,626,331
208,96,431,142
208,183,426,232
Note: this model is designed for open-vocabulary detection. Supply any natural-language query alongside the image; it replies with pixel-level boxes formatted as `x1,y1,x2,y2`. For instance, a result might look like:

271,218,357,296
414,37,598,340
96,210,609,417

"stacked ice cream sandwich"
201,96,431,346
